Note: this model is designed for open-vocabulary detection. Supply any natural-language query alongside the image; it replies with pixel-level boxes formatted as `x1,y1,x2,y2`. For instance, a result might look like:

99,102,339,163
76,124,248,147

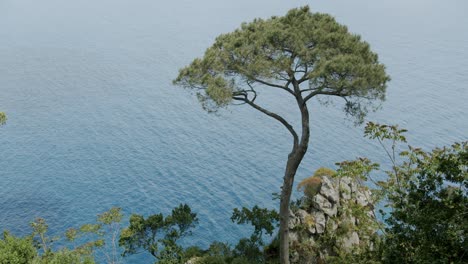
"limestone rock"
319,176,340,204
185,257,201,264
313,211,326,234
289,174,377,264
289,231,299,243
356,189,370,206
339,178,352,200
341,231,360,250
312,194,337,217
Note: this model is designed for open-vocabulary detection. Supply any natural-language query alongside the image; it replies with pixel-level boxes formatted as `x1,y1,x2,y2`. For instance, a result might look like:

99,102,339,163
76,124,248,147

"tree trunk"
278,148,307,263
279,98,310,264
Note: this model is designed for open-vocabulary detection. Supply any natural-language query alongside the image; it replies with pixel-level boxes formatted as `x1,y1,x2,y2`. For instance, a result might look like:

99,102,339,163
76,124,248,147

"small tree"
174,6,389,263
231,206,279,262
96,207,123,264
364,123,468,263
119,204,198,263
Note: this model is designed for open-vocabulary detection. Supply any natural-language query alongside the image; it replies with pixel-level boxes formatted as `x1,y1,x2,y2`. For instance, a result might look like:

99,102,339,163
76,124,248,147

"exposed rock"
339,178,352,200
289,174,377,263
289,231,299,243
297,209,309,223
319,176,340,204
341,231,360,249
312,194,337,217
356,189,371,206
328,218,338,231
313,211,326,234
185,257,201,264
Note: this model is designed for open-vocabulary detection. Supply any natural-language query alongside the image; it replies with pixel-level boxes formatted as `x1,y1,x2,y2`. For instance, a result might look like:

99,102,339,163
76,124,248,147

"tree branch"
233,96,299,149
229,62,295,96
252,78,295,96
303,88,344,103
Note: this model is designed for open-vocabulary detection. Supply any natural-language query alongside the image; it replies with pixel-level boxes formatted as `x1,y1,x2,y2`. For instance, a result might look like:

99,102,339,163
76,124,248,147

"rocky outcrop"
185,257,201,264
289,175,377,263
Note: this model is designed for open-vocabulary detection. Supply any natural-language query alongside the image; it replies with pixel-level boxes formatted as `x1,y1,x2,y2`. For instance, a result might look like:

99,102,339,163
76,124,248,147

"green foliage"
32,249,95,264
63,207,123,263
166,204,198,237
364,122,408,144
335,158,380,183
186,242,232,264
205,242,233,259
96,207,123,264
119,203,198,262
183,207,279,264
97,207,123,225
30,218,55,254
231,206,279,262
174,6,389,121
231,206,279,243
0,232,36,264
233,238,263,263
1,208,127,264
360,122,468,263
0,230,96,264
182,246,204,260
381,142,468,263
0,112,6,126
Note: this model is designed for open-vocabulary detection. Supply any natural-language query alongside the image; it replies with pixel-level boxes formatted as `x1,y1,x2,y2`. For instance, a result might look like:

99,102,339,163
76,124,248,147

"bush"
381,142,468,263
0,232,36,264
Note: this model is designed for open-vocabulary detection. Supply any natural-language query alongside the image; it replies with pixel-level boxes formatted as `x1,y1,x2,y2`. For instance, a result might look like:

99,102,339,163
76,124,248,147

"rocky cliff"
289,172,378,263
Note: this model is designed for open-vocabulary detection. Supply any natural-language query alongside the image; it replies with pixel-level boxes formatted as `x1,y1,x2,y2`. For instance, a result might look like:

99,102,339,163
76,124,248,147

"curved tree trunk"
279,97,310,264
278,148,307,264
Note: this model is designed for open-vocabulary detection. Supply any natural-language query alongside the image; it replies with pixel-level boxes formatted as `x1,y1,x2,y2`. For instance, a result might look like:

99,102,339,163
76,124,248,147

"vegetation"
0,218,97,264
0,112,6,126
0,129,466,263
0,232,36,264
381,141,467,263
173,6,389,262
362,124,467,263
119,204,198,263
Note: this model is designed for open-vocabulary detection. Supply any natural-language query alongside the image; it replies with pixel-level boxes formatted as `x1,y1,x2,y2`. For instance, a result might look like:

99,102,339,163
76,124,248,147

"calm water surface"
1,0,467,262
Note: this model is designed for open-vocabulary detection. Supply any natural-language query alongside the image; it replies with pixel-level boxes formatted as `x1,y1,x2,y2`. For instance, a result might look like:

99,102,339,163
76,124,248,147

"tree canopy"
174,6,388,122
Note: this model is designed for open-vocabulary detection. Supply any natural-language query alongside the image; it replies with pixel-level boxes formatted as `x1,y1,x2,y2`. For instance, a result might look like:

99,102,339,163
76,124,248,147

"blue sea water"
0,0,467,262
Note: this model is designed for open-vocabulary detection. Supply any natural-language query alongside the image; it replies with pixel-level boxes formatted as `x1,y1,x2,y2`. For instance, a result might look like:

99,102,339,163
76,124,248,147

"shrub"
0,232,36,264
297,167,335,199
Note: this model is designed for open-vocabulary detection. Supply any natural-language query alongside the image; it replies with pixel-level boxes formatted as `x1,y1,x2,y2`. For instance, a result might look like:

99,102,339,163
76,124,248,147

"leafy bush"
0,232,36,264
363,123,468,263
381,142,467,263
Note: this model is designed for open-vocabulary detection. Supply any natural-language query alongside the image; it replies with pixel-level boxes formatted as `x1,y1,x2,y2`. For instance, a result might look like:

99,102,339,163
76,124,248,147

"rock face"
185,257,200,264
289,175,376,263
